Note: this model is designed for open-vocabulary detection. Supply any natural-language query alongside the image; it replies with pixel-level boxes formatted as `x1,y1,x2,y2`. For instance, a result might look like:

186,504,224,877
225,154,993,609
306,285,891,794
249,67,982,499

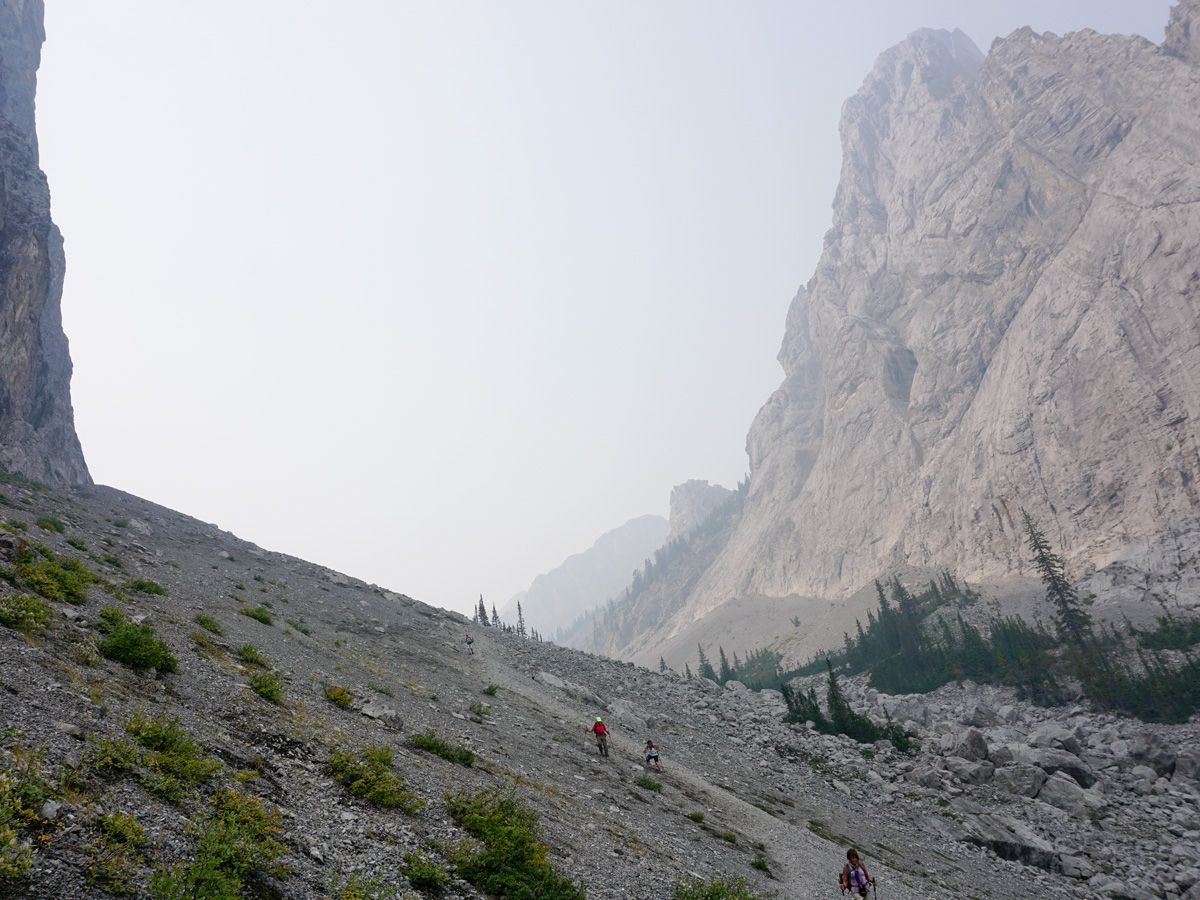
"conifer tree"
516,602,527,639
477,595,490,626
685,663,693,679
491,604,500,628
697,644,718,681
718,646,732,684
659,656,668,673
1022,511,1092,645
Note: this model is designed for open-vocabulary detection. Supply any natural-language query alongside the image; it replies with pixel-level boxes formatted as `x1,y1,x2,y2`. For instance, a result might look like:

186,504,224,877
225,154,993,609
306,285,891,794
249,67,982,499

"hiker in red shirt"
590,717,609,757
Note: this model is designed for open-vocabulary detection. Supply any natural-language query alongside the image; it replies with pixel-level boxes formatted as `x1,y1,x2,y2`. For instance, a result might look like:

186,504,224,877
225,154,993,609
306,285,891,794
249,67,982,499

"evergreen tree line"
472,595,544,642
686,644,786,691
787,513,1200,724
780,660,913,751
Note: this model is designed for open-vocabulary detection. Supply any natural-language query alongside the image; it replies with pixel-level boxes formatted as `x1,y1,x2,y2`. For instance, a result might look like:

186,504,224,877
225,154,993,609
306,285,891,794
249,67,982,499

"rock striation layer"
594,4,1200,665
0,0,89,485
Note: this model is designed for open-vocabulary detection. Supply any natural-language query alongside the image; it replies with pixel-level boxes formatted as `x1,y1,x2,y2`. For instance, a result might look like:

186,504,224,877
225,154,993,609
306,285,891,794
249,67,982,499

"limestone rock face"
592,5,1200,667
0,0,89,485
1166,0,1200,64
667,479,734,542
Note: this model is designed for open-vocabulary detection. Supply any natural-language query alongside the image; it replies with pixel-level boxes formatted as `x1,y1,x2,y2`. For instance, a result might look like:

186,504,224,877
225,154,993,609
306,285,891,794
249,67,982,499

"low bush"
149,789,286,899
483,684,498,696
127,579,166,596
635,774,662,793
325,685,355,709
240,606,273,626
249,671,284,704
36,516,66,534
750,856,770,873
719,831,738,843
0,594,51,634
15,548,95,604
673,875,773,899
402,850,451,894
125,710,222,802
687,811,705,823
194,614,223,635
96,607,177,673
236,643,269,667
334,872,395,899
410,730,474,767
66,537,88,552
87,810,146,893
445,786,584,899
326,745,424,813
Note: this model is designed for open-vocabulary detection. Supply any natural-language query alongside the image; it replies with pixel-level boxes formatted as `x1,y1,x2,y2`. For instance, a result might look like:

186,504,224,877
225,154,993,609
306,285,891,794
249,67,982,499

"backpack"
841,863,869,894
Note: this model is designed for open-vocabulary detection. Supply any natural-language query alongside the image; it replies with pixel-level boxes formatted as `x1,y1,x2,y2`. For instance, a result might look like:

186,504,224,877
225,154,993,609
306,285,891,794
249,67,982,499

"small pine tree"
718,646,733,684
1022,511,1092,645
659,656,668,673
516,601,527,639
491,604,500,628
684,663,693,679
697,644,718,682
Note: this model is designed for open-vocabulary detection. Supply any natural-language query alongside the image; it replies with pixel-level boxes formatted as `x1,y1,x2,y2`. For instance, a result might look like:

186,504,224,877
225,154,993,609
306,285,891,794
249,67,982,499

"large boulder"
960,700,999,728
1028,721,1084,756
952,728,990,762
1128,732,1176,777
1036,772,1092,817
1174,749,1200,784
945,757,995,785
993,764,1048,798
1011,745,1097,788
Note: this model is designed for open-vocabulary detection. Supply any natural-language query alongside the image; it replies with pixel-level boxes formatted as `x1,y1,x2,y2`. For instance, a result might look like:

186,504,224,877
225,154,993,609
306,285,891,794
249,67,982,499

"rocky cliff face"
666,479,734,543
601,3,1200,666
0,0,89,485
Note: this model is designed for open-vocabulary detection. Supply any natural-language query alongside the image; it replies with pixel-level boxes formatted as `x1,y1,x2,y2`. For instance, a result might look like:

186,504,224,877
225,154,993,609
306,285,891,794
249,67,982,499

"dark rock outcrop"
0,0,89,485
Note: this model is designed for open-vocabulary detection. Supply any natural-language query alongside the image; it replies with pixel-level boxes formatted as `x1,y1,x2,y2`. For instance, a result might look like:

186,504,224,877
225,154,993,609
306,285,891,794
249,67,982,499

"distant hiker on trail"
590,717,609,757
839,848,875,896
463,632,474,655
643,739,663,772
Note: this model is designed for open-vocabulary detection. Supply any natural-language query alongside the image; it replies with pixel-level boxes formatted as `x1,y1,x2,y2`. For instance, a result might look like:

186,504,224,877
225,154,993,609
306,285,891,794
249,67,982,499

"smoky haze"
37,1,1167,617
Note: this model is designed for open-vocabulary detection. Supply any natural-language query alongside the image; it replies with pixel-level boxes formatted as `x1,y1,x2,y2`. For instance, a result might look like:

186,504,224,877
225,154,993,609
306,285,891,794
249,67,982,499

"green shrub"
468,702,490,718
483,684,498,696
36,516,66,534
750,856,770,873
402,850,450,894
673,875,773,899
241,606,273,626
688,811,705,823
325,686,355,709
635,774,662,793
0,755,52,881
719,831,738,843
127,579,166,596
0,594,51,634
249,671,284,704
445,786,584,899
286,618,311,636
66,537,88,551
326,745,424,813
334,872,396,899
236,644,268,667
149,789,285,899
410,730,474,767
15,549,95,604
96,608,177,673
194,614,223,635
124,710,222,802
87,810,147,893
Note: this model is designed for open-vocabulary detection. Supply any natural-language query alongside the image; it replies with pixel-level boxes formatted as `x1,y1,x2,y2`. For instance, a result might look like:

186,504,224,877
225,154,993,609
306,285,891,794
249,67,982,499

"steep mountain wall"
0,0,89,485
601,4,1200,666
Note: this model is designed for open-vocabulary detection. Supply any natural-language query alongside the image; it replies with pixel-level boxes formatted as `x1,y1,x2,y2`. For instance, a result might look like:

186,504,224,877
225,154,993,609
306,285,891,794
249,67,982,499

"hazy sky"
37,1,1169,617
